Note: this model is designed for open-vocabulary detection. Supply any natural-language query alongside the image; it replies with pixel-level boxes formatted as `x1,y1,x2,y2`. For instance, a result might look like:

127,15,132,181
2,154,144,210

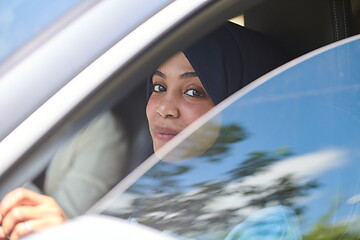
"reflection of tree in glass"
243,174,318,215
227,147,318,215
130,124,247,195
202,124,247,162
129,164,191,194
228,147,291,178
110,124,319,240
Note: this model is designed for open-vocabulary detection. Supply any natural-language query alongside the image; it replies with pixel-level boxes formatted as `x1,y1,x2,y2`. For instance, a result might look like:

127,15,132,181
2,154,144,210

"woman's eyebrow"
153,71,198,79
180,72,198,79
153,70,166,78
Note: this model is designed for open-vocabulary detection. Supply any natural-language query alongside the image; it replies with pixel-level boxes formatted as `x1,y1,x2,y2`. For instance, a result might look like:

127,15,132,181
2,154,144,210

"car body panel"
24,215,177,240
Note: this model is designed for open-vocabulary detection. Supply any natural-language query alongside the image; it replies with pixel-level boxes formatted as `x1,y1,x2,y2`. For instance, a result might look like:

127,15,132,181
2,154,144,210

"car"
1,0,359,239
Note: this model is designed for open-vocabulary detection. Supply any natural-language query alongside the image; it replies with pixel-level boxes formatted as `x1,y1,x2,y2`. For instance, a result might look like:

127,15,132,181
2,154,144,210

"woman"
0,21,286,240
147,21,286,154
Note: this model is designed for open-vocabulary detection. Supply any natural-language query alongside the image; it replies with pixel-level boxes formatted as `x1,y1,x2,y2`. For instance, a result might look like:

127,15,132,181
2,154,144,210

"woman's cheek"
183,101,214,125
146,97,157,121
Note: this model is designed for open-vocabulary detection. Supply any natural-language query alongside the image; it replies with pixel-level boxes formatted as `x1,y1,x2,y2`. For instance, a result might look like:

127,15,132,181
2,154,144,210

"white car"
1,0,359,239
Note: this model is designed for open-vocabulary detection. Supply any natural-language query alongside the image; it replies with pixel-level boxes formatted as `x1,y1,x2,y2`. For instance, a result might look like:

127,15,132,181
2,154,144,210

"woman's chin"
152,140,165,153
155,117,222,163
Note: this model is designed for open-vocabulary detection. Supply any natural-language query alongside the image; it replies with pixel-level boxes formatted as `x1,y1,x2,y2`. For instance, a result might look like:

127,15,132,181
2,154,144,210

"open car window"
92,35,360,239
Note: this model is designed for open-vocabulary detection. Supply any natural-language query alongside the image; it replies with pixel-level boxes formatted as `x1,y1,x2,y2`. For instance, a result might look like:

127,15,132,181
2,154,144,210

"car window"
0,0,84,63
94,36,360,239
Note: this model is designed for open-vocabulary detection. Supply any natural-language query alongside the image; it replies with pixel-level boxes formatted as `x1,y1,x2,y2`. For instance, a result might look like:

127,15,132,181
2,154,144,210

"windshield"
0,0,85,63
95,36,360,239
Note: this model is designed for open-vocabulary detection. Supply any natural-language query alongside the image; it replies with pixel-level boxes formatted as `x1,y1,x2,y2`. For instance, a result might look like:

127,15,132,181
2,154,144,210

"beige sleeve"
44,111,128,217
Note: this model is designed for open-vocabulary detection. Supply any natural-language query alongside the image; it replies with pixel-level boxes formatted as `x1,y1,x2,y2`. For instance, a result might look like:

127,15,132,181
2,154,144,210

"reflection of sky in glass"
103,38,360,239
0,0,83,62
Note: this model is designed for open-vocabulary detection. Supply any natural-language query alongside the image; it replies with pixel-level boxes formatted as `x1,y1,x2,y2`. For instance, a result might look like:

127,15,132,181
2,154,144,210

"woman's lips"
153,126,180,142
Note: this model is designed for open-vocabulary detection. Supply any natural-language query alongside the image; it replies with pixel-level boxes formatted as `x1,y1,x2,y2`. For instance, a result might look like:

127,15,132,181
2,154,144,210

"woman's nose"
156,97,179,118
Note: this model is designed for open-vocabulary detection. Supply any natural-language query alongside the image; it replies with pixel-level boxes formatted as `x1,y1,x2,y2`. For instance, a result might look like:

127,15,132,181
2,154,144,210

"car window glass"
0,0,84,63
96,37,360,239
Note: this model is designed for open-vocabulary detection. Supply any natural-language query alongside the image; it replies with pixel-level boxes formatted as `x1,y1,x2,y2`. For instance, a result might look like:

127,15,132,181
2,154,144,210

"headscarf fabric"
147,21,287,105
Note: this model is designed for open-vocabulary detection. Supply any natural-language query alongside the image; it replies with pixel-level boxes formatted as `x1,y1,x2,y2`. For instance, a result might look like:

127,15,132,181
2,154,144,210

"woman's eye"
185,89,204,97
153,84,166,93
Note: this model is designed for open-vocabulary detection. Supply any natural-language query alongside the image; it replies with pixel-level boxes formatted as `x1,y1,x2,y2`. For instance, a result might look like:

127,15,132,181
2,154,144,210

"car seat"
244,0,356,59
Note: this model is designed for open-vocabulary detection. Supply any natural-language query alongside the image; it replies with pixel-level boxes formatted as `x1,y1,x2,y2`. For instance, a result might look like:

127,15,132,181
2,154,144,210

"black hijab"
147,21,287,104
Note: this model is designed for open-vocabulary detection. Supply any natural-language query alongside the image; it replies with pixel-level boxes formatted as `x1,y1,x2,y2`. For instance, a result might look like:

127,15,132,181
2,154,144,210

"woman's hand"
0,188,67,240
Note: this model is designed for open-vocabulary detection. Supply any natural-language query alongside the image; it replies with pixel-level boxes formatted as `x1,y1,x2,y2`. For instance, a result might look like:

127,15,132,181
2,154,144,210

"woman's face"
147,52,215,152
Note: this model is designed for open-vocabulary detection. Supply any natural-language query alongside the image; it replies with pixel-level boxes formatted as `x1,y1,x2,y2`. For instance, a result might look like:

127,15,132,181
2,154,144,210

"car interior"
1,0,359,221
115,0,360,174
246,0,358,59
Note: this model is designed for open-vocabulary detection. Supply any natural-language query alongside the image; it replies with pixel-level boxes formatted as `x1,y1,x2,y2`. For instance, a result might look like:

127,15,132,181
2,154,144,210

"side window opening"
23,78,150,217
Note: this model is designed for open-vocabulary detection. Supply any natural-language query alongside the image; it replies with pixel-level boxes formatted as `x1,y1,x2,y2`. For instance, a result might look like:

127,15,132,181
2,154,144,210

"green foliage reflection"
107,124,321,240
202,124,247,162
303,204,360,239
